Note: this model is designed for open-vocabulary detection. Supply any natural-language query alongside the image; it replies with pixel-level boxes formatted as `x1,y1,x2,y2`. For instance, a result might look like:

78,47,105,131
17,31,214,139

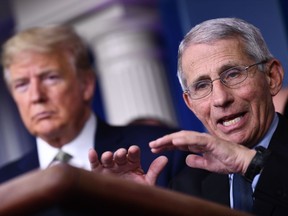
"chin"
35,126,60,138
218,132,245,144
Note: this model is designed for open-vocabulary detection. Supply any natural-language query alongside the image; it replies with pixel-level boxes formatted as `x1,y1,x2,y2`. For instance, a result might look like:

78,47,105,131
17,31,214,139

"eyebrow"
190,62,241,84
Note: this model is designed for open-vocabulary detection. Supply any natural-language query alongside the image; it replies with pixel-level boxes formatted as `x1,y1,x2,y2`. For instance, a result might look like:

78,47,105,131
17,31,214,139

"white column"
90,21,177,126
12,0,178,127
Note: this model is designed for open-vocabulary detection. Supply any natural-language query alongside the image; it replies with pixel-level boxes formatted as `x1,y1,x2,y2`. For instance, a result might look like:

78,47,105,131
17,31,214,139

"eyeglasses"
184,60,268,100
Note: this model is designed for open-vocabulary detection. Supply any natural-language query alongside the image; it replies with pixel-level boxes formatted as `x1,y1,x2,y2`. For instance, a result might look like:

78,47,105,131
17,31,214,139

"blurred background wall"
0,0,288,166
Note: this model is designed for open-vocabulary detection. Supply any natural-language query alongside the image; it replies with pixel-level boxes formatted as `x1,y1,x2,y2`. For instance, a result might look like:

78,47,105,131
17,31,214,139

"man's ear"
183,92,195,113
267,59,284,96
82,70,96,101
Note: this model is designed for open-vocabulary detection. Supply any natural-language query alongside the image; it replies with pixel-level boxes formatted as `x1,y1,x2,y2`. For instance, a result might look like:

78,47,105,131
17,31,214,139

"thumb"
145,156,168,185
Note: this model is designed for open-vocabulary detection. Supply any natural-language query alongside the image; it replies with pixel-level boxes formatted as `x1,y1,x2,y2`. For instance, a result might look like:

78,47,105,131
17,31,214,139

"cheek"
14,99,32,128
243,80,270,101
53,81,81,101
13,95,29,115
191,101,210,121
55,88,83,113
55,94,77,110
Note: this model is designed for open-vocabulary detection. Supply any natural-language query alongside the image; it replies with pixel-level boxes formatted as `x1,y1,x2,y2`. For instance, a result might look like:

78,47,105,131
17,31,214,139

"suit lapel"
202,173,230,207
17,147,40,172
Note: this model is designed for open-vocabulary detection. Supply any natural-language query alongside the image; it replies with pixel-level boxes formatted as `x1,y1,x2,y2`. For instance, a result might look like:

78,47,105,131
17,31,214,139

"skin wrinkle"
7,50,94,148
182,39,274,148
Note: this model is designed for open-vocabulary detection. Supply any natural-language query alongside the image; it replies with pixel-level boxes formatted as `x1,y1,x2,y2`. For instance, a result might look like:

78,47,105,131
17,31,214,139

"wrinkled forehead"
181,39,248,82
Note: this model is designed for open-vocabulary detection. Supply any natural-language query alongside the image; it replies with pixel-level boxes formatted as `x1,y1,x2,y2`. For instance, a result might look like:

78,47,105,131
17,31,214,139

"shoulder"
0,148,39,184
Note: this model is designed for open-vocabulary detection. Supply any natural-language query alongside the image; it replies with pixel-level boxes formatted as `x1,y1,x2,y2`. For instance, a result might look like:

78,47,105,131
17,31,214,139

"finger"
101,151,114,168
88,148,100,171
150,140,174,153
149,131,187,152
187,144,208,154
150,131,206,153
127,145,141,163
186,154,206,169
150,139,188,153
145,156,168,185
114,148,128,165
149,134,172,149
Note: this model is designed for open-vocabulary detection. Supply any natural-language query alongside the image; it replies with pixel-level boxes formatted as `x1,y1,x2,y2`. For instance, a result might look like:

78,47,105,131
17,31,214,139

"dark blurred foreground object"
0,164,250,216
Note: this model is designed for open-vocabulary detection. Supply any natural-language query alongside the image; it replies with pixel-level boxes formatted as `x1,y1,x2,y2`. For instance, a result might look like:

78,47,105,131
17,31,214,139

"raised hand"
88,145,168,185
149,130,256,175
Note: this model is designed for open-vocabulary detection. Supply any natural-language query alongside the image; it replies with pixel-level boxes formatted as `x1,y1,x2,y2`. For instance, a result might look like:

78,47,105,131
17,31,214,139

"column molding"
12,0,178,127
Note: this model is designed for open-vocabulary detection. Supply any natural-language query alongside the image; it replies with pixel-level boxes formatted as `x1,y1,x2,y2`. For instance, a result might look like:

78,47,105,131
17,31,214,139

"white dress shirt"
37,113,97,170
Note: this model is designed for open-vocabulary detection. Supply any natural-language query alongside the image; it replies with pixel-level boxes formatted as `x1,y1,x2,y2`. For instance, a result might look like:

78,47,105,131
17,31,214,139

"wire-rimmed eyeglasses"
184,60,268,100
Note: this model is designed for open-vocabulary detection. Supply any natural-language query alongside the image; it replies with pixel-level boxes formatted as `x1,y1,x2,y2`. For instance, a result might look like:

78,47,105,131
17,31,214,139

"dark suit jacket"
0,117,189,188
169,113,288,216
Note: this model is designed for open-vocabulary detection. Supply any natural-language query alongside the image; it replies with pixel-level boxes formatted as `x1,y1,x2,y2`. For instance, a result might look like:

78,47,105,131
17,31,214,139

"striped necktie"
49,149,73,166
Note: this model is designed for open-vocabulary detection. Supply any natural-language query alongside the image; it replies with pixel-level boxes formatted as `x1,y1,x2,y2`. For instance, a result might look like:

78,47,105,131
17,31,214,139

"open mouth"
223,116,241,126
219,112,246,127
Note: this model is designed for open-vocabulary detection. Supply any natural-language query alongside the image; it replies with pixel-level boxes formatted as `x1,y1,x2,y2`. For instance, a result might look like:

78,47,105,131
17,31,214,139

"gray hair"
1,24,93,84
177,17,274,90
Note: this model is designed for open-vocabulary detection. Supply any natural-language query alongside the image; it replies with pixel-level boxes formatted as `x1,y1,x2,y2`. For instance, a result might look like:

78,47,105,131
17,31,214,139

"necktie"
49,149,73,166
232,173,253,212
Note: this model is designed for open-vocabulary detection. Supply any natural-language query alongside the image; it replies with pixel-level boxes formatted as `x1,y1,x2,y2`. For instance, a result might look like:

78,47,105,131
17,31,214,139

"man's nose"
29,80,46,102
211,80,233,107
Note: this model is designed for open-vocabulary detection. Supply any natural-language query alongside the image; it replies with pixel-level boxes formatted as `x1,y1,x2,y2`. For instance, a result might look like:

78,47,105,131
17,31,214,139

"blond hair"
1,25,94,83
